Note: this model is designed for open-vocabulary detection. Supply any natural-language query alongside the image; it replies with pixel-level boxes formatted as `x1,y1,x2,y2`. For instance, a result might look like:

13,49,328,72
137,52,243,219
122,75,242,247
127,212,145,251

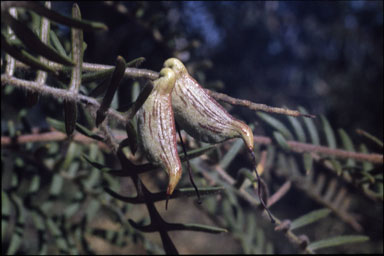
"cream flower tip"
166,169,182,195
156,68,176,94
163,58,187,74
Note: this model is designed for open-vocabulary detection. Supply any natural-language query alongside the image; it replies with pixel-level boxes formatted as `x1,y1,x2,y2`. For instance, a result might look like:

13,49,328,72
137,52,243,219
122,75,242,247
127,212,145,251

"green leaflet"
82,155,116,172
3,11,75,66
2,191,11,239
356,129,383,147
359,144,374,172
287,115,307,142
46,218,70,253
7,120,16,137
62,142,79,170
89,228,126,247
220,138,245,169
49,175,64,196
28,175,40,194
338,128,356,167
290,208,332,230
3,1,108,31
1,34,57,74
258,112,294,140
64,99,77,136
31,211,47,254
243,213,256,253
64,202,81,219
299,106,320,145
321,115,337,149
75,123,104,141
234,168,255,189
303,153,313,175
96,56,126,127
50,30,69,57
273,131,290,151
7,195,26,255
307,235,369,251
86,199,101,221
330,158,343,176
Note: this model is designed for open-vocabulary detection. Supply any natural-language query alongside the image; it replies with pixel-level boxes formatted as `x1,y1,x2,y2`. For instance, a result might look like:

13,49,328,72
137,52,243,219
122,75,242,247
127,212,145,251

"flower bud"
137,68,182,198
164,58,254,152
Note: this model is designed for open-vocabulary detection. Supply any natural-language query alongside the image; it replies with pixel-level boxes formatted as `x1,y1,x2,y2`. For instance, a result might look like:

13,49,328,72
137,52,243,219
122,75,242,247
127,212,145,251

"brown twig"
14,60,159,80
7,60,380,169
286,140,383,164
206,90,316,118
253,136,383,164
0,130,127,150
4,72,380,165
13,60,316,119
1,74,126,124
1,110,381,166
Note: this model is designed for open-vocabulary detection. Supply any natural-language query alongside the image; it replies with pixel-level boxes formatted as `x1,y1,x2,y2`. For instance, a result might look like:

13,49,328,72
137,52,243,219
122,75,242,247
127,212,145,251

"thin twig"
1,74,126,124
286,140,383,164
253,136,383,164
13,60,316,118
14,60,159,80
2,74,382,165
0,130,126,149
206,90,316,118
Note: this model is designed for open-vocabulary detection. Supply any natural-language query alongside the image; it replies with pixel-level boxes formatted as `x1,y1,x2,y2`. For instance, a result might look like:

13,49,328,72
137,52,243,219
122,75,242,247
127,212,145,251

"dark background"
66,1,383,141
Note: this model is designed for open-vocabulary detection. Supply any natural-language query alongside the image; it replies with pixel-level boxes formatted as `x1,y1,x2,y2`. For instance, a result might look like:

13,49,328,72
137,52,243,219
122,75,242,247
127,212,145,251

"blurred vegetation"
1,1,383,254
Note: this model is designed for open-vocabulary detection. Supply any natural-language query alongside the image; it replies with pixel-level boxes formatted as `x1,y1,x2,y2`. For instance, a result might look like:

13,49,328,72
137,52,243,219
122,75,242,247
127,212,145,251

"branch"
206,90,316,118
1,74,126,124
286,140,383,164
0,130,127,150
2,74,382,165
253,136,383,165
13,60,315,118
14,60,159,80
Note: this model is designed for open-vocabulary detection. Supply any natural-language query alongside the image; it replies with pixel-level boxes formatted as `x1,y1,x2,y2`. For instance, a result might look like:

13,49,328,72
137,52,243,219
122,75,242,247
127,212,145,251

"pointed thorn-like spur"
165,194,170,210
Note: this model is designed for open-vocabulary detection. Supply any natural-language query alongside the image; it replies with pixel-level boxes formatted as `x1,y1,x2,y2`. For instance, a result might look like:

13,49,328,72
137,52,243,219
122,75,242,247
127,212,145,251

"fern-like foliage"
1,2,382,254
257,109,383,202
